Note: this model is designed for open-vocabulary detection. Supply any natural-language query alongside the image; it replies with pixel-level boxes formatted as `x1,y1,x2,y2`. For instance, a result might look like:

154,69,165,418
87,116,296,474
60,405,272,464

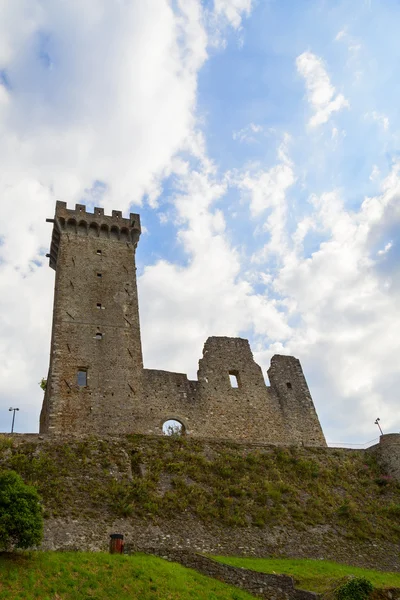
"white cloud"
296,51,349,127
370,164,381,181
262,163,400,441
366,111,390,131
213,0,253,30
377,241,392,256
139,134,292,376
232,122,263,143
234,134,295,219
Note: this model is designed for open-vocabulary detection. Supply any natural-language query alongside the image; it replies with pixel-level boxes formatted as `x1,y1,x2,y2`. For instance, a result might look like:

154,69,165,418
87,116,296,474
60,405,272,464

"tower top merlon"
47,201,141,270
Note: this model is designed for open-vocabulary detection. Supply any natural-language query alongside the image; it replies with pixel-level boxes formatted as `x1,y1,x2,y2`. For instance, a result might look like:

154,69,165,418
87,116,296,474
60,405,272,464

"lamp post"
375,417,383,436
9,407,19,434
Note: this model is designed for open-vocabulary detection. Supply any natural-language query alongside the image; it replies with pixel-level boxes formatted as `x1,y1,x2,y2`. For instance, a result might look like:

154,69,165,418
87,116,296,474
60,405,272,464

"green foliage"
335,577,373,600
39,378,47,391
0,470,43,550
0,551,255,600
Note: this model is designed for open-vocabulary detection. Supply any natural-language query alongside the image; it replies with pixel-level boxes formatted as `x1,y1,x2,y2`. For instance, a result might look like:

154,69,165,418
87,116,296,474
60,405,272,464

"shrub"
335,577,373,600
0,470,43,550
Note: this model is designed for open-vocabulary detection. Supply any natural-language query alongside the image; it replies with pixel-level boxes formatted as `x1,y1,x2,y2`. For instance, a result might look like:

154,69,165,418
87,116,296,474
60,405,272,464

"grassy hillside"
213,556,400,593
0,434,400,543
0,551,254,600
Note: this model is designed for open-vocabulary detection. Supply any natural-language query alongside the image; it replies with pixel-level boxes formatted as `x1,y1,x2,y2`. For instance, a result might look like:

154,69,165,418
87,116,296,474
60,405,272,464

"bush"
0,470,43,550
335,577,373,600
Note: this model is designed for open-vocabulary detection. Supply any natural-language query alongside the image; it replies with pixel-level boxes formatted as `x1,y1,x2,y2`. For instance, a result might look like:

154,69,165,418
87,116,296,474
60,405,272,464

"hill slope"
0,551,255,600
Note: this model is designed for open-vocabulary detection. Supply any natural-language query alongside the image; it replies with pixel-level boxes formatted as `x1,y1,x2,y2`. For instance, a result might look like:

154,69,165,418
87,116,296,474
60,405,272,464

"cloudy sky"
0,0,399,445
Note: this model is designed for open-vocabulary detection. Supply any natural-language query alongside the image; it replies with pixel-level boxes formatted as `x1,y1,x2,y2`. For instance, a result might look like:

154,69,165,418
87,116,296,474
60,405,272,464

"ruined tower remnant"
40,201,326,447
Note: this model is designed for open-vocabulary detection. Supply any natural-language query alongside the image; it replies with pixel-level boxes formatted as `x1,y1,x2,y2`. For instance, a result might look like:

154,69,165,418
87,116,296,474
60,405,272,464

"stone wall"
368,434,400,481
142,549,318,600
40,201,326,446
2,433,400,572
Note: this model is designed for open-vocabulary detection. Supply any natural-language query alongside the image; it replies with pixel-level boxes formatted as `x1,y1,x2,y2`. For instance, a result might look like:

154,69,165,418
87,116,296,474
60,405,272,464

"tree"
0,470,43,550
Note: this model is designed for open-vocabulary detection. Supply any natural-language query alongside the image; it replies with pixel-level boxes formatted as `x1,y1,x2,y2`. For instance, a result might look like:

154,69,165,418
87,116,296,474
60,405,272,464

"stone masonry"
40,201,326,446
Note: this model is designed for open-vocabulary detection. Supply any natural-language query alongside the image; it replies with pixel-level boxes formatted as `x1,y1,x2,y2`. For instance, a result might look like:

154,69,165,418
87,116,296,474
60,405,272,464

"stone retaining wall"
136,548,319,600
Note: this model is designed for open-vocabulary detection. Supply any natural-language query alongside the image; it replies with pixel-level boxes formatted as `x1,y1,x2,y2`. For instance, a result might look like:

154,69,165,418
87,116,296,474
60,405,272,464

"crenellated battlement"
46,201,141,270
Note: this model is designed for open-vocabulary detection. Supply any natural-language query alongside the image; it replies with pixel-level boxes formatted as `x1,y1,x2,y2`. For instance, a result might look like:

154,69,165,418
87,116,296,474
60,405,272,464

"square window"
95,332,103,340
286,382,292,389
77,370,87,386
96,303,102,309
96,250,102,255
97,272,102,278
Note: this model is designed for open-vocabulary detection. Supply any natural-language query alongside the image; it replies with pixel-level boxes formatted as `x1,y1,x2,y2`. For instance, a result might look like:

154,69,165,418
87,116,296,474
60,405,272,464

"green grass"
0,551,255,600
213,556,400,593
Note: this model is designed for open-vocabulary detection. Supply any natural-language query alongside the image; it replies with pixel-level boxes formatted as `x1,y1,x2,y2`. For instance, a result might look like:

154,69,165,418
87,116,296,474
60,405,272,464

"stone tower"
40,201,142,434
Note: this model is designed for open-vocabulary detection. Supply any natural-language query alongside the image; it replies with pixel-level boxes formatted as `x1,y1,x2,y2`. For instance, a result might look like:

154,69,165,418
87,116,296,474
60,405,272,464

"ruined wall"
368,434,400,482
41,202,326,447
268,355,326,446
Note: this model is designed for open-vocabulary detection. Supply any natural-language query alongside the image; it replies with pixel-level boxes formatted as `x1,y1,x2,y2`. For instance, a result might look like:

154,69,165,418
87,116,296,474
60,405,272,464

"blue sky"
0,0,399,445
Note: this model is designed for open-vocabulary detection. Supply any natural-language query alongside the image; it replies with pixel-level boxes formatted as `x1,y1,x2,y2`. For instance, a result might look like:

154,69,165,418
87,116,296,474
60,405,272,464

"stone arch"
77,220,88,236
88,222,99,237
110,225,119,240
58,217,65,230
66,218,77,233
99,224,109,238
161,417,187,436
120,227,129,242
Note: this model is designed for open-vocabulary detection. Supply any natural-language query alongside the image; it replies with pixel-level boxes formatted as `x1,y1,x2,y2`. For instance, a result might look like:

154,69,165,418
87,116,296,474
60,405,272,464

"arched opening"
110,225,119,240
78,221,87,236
162,419,185,437
66,218,77,233
99,224,109,238
120,227,129,242
89,222,99,237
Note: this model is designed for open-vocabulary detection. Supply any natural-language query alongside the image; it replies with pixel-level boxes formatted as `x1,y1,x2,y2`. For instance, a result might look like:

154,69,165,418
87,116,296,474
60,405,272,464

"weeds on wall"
0,435,399,542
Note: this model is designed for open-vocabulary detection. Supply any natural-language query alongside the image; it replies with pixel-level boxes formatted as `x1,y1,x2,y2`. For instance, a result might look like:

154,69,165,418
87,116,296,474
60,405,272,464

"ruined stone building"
40,201,326,446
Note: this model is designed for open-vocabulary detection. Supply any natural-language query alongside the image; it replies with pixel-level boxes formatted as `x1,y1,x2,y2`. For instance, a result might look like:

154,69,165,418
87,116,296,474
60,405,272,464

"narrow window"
229,371,239,388
97,272,102,278
286,382,292,389
95,332,103,340
96,250,102,255
96,303,102,309
77,370,87,387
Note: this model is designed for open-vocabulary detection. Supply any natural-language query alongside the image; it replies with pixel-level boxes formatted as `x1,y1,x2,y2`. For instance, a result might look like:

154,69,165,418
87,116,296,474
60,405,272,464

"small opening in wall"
96,303,102,309
95,332,103,340
286,382,292,389
162,419,185,437
96,250,102,255
97,272,102,278
77,370,87,386
229,371,239,388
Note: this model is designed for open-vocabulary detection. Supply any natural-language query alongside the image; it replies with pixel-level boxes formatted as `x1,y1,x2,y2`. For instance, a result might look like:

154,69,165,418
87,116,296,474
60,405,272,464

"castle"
40,201,326,446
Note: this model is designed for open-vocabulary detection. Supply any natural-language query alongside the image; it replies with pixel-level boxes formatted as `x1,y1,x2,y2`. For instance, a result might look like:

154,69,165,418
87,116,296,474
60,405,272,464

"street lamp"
375,417,383,436
9,407,19,434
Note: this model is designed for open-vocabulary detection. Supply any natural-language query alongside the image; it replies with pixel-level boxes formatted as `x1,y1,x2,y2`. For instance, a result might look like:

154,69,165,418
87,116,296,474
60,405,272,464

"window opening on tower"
77,370,87,386
229,371,240,388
